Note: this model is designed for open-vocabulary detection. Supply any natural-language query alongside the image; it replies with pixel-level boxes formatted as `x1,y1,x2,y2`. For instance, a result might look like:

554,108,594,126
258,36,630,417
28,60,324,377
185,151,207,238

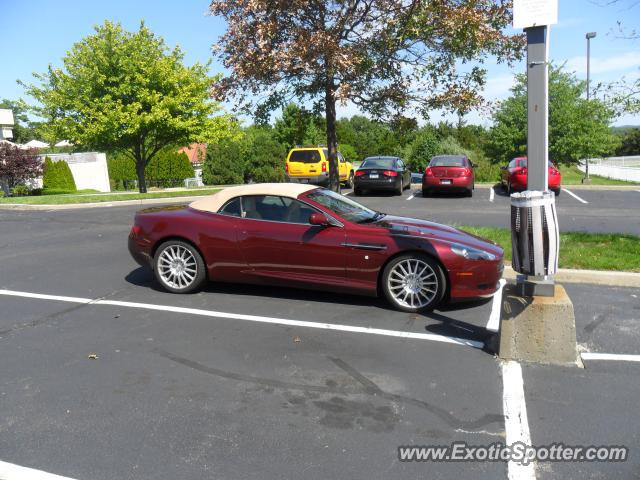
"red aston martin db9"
128,184,504,312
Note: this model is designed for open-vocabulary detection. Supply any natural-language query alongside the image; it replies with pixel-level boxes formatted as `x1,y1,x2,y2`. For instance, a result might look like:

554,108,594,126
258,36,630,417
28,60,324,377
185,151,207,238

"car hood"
375,215,503,256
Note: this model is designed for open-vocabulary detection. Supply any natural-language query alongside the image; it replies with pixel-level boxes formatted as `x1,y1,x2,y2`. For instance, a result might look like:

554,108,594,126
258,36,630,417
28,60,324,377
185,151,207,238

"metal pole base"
516,274,555,297
581,177,592,184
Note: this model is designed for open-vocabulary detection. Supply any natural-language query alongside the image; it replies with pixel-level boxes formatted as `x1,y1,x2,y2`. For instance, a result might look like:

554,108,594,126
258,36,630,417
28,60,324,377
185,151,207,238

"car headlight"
450,243,496,261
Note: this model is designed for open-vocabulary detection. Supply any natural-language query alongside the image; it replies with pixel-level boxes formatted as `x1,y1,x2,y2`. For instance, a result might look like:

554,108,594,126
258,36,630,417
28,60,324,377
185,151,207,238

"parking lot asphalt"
346,185,640,235
0,201,638,479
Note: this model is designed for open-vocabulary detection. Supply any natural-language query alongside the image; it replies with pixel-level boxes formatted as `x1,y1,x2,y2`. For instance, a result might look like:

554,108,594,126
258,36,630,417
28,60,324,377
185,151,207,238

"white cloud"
563,51,640,75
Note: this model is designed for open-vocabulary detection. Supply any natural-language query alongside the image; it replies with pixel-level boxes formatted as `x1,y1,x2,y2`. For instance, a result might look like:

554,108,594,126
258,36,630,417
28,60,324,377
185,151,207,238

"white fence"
578,156,640,183
43,152,111,192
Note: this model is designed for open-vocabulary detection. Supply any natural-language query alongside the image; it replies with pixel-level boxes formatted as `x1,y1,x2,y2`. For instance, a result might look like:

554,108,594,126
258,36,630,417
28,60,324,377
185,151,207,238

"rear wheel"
554,188,561,196
344,171,354,189
154,240,206,293
466,188,473,197
354,187,362,196
382,254,446,312
396,178,403,195
421,188,430,197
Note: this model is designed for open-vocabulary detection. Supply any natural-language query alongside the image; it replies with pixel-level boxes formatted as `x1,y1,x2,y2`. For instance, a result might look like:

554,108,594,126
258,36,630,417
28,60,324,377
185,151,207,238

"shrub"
11,184,29,196
0,190,5,198
42,157,77,192
146,150,195,182
405,128,439,172
436,136,500,183
203,139,246,185
339,143,358,163
244,130,287,183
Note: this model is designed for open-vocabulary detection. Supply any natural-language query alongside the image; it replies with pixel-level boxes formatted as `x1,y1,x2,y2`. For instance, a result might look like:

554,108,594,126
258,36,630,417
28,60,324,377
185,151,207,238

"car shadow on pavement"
423,297,494,346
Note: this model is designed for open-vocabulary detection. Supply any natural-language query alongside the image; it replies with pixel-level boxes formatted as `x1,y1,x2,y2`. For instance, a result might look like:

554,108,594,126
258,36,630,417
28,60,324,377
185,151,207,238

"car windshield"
429,156,466,167
514,160,555,167
306,188,382,223
361,158,395,169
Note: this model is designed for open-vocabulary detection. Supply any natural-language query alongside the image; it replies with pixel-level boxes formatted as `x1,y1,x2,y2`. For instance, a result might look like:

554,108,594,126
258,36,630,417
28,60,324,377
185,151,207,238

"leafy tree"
146,150,195,182
616,128,640,156
274,103,315,148
339,144,358,163
486,66,620,165
22,21,226,193
0,144,42,194
42,157,76,192
209,1,523,191
405,127,439,172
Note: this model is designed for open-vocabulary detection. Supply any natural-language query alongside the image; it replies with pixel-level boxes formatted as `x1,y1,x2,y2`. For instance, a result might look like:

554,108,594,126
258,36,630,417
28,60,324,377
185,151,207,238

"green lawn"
558,165,639,186
0,188,220,205
460,226,640,272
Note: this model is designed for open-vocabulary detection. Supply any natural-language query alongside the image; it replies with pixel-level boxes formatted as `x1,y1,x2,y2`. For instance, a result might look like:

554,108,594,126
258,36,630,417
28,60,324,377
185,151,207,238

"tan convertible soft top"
189,183,319,213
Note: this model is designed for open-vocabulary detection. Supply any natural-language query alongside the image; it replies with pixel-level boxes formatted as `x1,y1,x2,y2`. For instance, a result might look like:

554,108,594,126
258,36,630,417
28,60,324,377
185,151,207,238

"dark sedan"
129,183,504,312
354,156,411,195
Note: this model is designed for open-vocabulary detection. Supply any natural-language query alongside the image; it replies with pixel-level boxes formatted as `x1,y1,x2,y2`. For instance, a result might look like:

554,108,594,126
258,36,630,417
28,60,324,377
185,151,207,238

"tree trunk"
136,156,147,193
325,83,340,193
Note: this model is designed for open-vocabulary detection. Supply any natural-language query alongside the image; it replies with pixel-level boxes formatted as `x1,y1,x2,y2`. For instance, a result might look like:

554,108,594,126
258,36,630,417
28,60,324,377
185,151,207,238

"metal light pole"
583,31,597,183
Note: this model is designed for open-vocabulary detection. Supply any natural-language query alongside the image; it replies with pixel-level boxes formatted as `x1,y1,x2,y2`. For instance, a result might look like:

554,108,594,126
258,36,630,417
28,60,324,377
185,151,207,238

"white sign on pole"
513,0,558,29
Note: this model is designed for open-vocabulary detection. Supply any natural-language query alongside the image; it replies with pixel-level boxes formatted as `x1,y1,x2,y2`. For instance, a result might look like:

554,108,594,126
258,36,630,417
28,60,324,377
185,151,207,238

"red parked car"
128,184,504,312
500,157,562,195
422,155,475,197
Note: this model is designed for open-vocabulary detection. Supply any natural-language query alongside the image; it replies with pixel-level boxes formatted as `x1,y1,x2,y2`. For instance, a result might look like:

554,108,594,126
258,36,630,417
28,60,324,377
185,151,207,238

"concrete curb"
503,265,640,288
0,195,212,211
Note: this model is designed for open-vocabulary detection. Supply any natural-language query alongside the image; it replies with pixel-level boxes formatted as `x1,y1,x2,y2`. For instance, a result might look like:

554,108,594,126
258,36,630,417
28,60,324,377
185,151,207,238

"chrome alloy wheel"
157,245,198,289
387,258,438,309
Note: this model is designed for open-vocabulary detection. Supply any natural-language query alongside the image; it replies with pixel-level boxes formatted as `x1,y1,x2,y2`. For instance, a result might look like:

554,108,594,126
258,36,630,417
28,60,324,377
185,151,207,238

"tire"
466,188,473,197
396,178,403,196
507,182,512,196
554,188,561,196
354,187,361,196
154,240,206,293
382,254,446,312
344,172,354,189
421,188,430,197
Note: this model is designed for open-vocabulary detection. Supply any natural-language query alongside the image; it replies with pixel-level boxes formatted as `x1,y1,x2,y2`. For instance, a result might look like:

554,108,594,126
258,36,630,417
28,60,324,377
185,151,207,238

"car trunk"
430,166,468,178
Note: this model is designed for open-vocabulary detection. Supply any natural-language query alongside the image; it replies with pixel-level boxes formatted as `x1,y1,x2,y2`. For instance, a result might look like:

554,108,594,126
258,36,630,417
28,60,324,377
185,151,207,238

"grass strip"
460,225,640,272
0,189,221,205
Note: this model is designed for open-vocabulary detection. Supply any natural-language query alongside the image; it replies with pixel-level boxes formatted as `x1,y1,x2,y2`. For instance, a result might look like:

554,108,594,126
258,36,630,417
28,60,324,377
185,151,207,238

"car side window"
218,197,242,217
397,159,404,169
240,195,318,224
508,160,516,169
338,152,346,163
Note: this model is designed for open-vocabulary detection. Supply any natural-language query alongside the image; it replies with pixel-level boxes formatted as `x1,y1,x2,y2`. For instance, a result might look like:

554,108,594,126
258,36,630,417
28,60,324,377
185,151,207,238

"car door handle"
341,243,387,251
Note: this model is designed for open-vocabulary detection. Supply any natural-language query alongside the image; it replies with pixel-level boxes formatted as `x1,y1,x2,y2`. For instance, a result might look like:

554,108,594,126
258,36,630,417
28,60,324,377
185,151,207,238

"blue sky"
1,0,638,126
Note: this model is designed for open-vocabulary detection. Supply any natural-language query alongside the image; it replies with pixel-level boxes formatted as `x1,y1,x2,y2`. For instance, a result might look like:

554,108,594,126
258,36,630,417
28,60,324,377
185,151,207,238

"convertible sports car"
128,184,504,312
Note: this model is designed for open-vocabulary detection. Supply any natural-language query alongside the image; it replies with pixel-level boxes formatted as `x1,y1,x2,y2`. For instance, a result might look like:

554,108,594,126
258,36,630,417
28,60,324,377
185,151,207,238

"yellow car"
285,146,355,188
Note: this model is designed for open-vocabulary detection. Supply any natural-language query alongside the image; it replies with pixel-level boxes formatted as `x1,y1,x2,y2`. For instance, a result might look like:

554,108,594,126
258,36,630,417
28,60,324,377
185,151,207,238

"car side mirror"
309,212,330,226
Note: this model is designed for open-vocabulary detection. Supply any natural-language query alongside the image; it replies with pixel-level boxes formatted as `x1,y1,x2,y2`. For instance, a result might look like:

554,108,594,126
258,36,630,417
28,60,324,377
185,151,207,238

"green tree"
338,144,358,163
209,1,523,191
615,128,640,156
486,66,620,165
22,21,226,193
274,103,314,148
405,127,439,172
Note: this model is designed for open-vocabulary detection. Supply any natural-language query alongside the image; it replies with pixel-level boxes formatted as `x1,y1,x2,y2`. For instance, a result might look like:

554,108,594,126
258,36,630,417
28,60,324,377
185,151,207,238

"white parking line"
489,187,495,202
502,361,536,480
486,279,506,333
0,460,78,480
407,192,416,200
562,188,588,204
581,352,640,363
0,288,484,349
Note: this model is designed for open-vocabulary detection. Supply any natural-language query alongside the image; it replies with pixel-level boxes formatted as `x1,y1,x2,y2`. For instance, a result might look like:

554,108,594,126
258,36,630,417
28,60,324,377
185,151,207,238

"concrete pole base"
581,177,592,184
495,283,581,366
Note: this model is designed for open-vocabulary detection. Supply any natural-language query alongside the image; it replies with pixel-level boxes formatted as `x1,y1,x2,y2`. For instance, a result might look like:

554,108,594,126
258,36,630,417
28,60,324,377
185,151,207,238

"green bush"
203,139,246,185
244,130,287,183
339,143,358,163
405,128,439,172
42,157,77,192
11,184,29,196
107,150,195,189
435,136,500,183
0,190,5,198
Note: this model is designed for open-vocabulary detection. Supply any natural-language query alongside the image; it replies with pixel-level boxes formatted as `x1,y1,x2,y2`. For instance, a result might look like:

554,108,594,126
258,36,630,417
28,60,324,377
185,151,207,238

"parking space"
1,201,639,479
345,184,640,234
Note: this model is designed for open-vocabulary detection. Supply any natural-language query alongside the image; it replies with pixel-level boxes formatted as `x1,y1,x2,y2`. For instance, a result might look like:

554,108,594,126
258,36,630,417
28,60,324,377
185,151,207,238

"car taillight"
130,225,141,238
383,170,398,177
462,168,472,176
355,170,365,177
321,162,327,172
425,167,433,176
285,163,288,173
549,167,559,175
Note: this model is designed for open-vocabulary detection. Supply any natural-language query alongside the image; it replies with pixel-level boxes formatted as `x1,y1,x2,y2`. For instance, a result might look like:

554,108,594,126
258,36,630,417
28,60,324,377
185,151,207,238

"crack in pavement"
154,347,503,432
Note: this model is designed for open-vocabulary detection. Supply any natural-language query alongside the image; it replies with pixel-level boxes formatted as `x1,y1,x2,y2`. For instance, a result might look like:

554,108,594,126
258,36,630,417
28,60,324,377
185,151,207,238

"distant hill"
612,125,639,134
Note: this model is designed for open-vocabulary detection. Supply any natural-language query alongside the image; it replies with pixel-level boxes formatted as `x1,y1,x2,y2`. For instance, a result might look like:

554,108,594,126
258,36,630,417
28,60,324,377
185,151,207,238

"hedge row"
107,150,195,190
42,157,76,193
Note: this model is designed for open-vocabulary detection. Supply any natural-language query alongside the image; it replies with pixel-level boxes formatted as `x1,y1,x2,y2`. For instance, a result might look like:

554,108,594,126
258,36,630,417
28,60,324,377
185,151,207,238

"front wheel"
381,254,446,312
154,240,206,293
